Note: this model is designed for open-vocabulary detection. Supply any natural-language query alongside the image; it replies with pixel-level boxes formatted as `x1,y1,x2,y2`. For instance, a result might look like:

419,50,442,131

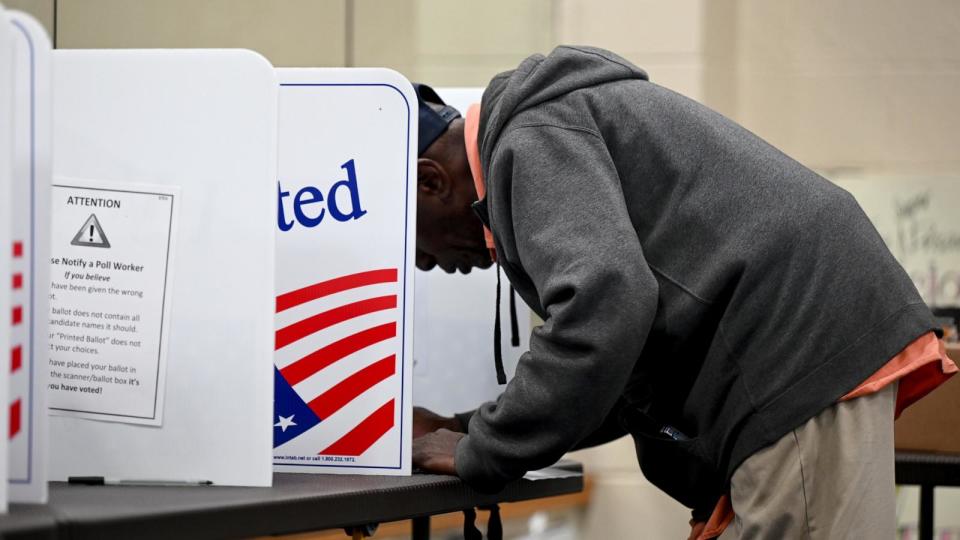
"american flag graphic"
273,268,401,457
9,240,24,441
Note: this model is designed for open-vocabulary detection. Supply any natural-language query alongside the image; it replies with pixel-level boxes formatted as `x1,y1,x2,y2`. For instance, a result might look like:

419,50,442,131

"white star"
274,414,297,432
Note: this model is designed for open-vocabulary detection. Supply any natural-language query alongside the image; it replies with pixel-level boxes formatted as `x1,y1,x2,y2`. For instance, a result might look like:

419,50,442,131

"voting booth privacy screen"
7,10,51,503
49,49,278,487
0,3,13,513
0,39,419,488
273,69,416,475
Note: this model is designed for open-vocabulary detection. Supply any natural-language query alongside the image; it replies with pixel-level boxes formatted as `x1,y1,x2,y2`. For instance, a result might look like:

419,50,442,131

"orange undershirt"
464,103,496,262
462,104,959,540
840,332,957,412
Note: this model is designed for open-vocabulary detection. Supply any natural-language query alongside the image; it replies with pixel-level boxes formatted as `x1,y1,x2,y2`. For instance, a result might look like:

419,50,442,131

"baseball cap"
413,83,461,155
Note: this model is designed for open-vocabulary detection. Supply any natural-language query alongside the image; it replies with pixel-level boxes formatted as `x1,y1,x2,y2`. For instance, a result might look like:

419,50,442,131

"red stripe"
276,269,397,313
11,346,22,373
320,399,395,456
9,399,21,439
12,242,23,258
12,306,22,325
275,295,397,350
308,355,396,420
280,323,396,386
12,273,23,290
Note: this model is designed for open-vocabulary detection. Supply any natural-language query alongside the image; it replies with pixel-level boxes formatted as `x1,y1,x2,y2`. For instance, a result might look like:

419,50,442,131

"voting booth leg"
919,484,934,540
411,516,430,540
345,523,378,539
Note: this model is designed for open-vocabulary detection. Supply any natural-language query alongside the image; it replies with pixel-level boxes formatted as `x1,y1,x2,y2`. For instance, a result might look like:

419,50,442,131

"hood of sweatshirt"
477,45,648,175
471,46,649,386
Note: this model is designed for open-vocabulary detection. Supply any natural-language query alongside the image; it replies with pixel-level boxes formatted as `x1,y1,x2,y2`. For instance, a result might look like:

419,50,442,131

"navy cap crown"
413,83,461,155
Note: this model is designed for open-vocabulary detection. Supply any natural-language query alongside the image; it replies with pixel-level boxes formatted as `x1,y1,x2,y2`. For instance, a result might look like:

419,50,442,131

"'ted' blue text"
277,159,367,231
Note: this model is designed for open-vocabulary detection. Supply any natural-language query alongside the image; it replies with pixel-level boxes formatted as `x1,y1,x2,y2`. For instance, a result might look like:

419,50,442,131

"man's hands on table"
412,406,465,476
413,406,462,437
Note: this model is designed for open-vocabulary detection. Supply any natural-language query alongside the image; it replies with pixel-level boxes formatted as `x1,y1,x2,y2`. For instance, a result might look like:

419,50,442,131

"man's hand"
412,428,464,475
413,406,463,438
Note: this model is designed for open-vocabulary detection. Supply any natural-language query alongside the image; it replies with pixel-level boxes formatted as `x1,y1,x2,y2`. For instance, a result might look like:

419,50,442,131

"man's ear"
417,158,453,201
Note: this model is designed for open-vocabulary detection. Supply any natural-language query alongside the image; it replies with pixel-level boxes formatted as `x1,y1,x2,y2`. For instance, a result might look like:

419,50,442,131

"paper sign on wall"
832,175,960,308
273,69,416,475
47,178,178,425
8,10,52,503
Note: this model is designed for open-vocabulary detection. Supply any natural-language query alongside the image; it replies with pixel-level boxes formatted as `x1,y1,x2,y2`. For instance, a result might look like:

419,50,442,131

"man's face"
414,152,493,274
415,193,493,274
415,119,493,274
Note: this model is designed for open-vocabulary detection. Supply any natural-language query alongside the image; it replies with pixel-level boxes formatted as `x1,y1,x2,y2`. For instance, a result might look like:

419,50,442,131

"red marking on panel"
11,345,22,373
12,306,23,325
280,323,396,386
276,269,397,313
320,399,395,456
12,273,23,290
308,355,396,420
12,242,23,258
9,399,21,439
275,295,397,350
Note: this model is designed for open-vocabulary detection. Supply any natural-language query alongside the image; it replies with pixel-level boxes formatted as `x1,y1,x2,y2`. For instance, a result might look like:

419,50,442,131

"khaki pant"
719,383,897,539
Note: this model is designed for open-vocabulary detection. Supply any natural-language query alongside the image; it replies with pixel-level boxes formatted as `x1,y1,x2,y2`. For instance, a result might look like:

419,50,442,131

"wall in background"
708,0,960,175
9,0,346,67
18,0,954,179
3,0,53,36
554,0,706,100
7,0,958,536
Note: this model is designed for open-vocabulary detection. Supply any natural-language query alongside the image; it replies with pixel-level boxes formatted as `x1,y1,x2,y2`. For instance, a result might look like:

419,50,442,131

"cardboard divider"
48,49,278,487
7,9,52,503
273,68,416,475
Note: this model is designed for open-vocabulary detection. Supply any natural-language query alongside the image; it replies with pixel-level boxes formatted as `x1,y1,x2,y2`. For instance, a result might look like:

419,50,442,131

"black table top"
5,452,959,539
895,451,960,487
1,461,584,540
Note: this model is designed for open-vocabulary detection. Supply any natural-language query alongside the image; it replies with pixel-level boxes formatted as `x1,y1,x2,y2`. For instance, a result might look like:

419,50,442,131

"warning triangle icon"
70,214,111,248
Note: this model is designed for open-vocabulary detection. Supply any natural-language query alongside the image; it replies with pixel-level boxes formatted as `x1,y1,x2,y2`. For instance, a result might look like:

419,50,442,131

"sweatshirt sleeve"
571,404,630,450
454,124,659,492
454,409,476,432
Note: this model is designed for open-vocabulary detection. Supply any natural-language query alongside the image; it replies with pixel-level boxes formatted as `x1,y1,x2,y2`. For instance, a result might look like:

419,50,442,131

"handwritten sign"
832,175,960,307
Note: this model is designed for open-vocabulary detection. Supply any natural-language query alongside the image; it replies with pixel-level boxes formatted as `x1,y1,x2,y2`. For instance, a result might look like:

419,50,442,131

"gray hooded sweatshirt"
455,46,936,512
